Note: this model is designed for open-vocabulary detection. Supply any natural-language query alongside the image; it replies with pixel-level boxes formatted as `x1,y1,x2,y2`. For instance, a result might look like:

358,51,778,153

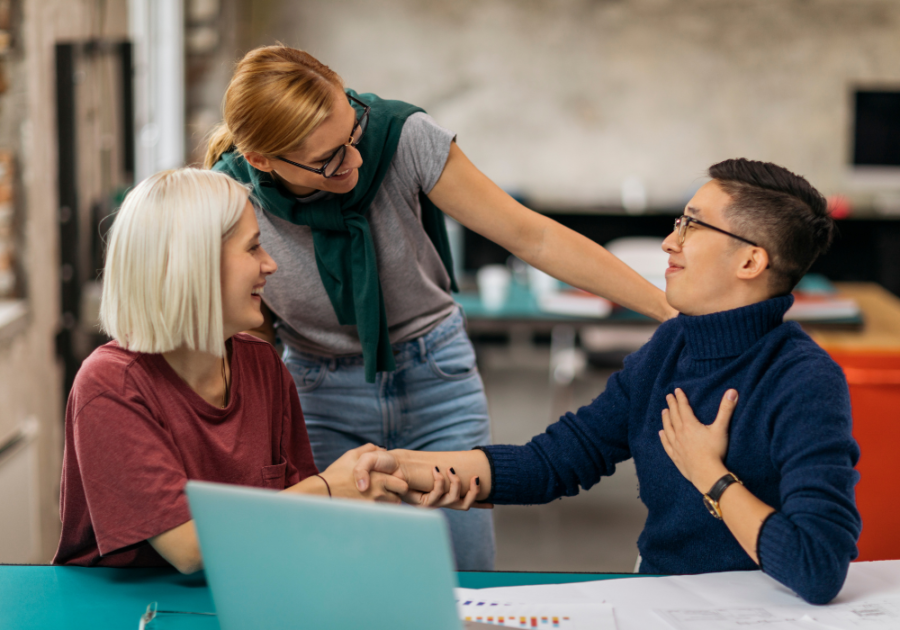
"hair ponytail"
204,45,344,169
204,123,236,169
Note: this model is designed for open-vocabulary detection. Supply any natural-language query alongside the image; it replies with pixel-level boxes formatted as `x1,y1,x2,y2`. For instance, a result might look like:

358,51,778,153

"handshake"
313,444,494,510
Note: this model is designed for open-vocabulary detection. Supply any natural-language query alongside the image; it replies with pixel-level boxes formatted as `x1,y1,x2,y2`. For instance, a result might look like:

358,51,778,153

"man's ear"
243,151,274,173
736,247,769,281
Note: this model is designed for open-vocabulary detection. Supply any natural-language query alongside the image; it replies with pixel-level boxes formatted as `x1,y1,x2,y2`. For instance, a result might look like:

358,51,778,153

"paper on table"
456,561,900,630
455,589,616,629
458,577,706,630
655,606,833,630
809,597,900,629
656,598,900,630
458,603,615,629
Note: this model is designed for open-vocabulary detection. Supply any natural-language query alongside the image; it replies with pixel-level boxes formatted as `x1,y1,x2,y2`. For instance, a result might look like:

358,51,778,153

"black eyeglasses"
674,215,772,269
673,215,759,247
275,94,370,178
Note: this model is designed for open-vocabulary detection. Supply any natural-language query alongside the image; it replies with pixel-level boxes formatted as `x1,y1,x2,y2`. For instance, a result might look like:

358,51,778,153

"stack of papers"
785,294,862,322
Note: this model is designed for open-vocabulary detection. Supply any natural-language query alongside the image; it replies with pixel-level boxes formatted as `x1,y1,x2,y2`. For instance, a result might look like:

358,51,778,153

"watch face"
703,495,723,520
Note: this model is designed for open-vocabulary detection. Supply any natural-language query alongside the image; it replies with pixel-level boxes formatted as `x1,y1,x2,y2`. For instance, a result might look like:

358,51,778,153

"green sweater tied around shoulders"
213,90,458,383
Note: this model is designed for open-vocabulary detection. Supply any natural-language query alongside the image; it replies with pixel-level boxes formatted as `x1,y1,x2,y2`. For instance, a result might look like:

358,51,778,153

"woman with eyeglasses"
206,45,676,570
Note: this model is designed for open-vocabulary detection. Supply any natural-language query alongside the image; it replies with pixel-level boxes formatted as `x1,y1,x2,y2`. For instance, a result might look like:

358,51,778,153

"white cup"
477,264,511,312
526,265,558,297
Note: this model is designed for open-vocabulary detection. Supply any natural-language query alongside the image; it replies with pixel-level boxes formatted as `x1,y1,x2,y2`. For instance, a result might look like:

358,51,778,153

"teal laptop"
186,481,462,630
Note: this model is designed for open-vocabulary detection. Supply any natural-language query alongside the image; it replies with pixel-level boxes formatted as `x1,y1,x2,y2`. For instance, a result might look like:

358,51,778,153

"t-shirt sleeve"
72,391,193,556
756,356,861,605
393,112,456,196
279,360,318,486
484,358,635,505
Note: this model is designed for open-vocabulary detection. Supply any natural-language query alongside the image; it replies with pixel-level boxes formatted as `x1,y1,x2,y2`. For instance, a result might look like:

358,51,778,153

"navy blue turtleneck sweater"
482,295,861,605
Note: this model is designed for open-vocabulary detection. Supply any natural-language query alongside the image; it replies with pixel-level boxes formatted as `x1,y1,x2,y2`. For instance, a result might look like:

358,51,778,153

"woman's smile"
329,167,354,181
251,282,266,301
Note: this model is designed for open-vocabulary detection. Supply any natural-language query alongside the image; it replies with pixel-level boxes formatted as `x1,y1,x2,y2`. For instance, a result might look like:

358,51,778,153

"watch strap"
707,472,741,502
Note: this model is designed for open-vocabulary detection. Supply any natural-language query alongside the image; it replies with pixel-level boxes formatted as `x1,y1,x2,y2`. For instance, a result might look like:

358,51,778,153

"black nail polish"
435,466,440,473
450,467,456,475
476,477,480,486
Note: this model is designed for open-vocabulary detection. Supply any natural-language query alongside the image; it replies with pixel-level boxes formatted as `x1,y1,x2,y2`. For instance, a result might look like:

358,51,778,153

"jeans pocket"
260,458,288,490
282,351,328,394
427,335,479,382
285,354,328,393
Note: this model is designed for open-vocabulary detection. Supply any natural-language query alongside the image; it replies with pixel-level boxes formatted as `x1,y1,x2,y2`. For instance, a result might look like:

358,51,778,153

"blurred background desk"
456,279,658,413
807,283,900,352
805,283,900,563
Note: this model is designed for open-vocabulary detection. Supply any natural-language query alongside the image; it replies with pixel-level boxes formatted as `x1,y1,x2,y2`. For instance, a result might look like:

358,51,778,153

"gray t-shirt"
257,112,458,357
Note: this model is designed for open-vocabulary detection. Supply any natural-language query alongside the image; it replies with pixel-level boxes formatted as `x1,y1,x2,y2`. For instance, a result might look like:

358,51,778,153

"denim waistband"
284,306,466,370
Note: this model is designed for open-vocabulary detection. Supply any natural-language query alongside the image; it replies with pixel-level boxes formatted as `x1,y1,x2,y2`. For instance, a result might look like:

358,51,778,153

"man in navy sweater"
356,158,861,605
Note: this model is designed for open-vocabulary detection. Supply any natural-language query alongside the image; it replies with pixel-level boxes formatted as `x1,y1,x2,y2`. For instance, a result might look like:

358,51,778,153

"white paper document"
656,606,831,629
455,589,616,629
455,561,900,630
656,598,900,630
810,597,900,629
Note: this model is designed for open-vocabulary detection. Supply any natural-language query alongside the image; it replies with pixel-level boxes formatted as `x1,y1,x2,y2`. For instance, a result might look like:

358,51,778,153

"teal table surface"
456,570,646,589
0,565,641,629
454,279,652,322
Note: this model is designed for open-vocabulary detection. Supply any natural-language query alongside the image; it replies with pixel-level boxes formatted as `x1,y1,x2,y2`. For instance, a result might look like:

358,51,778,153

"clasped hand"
315,444,411,503
349,449,489,510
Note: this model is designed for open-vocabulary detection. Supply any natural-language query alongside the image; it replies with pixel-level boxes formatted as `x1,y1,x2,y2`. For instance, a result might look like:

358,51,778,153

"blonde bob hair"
100,168,250,357
204,45,344,169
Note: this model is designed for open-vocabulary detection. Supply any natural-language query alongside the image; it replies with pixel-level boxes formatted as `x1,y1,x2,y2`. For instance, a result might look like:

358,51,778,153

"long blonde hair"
204,45,344,169
100,169,249,357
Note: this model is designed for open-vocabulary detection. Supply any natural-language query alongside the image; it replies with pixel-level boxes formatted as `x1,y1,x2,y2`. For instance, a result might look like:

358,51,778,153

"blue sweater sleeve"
484,358,636,505
755,353,861,605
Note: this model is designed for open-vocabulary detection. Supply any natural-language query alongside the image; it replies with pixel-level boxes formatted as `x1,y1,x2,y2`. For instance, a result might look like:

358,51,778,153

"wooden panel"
807,283,900,353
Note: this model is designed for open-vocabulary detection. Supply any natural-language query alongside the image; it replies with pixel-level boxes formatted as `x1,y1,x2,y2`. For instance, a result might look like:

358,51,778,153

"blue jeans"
282,308,496,571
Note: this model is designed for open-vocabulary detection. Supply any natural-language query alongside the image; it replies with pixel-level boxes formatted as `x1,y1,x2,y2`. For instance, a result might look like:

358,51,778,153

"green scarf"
213,90,458,383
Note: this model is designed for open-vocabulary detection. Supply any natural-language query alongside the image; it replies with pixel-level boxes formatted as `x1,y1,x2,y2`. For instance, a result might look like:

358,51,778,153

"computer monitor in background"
853,90,900,168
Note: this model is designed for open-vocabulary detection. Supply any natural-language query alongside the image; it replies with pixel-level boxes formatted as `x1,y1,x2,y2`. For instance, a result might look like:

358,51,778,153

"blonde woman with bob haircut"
208,45,677,570
53,168,426,573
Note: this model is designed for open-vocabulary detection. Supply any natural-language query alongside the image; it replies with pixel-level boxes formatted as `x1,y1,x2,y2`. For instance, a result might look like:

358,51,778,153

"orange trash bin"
828,351,900,562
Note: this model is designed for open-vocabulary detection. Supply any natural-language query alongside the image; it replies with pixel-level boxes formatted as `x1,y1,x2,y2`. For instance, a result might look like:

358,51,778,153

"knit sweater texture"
483,295,861,604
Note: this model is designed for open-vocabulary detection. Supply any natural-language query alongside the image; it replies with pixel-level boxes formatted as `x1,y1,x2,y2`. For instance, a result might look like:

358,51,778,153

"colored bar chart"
456,597,615,629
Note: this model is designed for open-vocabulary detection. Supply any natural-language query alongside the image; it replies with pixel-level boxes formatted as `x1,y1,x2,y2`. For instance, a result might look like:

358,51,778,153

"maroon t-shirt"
53,333,318,568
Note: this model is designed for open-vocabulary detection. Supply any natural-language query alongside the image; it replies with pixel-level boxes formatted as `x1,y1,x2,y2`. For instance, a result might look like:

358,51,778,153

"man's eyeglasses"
275,94,370,178
673,215,759,247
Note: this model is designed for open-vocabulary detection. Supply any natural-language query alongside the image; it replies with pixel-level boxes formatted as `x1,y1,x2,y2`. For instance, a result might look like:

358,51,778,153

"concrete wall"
239,0,900,210
0,0,127,562
187,0,246,166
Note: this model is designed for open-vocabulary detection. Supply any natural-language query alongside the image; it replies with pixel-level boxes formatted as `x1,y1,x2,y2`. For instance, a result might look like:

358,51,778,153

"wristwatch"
702,472,742,520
